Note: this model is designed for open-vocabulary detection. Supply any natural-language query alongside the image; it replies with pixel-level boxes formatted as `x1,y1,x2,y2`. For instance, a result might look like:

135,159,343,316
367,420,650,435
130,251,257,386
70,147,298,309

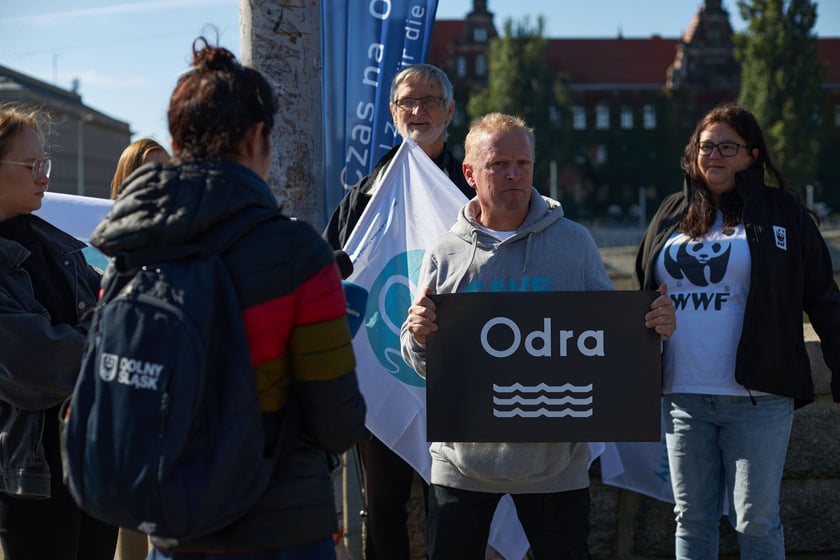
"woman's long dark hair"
168,37,278,161
679,103,792,238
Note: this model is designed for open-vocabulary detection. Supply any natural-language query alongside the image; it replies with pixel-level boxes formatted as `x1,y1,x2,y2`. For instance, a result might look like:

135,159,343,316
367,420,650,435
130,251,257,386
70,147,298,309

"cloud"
63,69,151,89
0,0,230,26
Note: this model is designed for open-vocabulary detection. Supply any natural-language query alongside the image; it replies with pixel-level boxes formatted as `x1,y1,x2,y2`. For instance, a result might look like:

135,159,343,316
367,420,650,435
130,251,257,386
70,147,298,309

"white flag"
35,192,113,243
343,139,530,559
600,409,674,504
34,192,113,269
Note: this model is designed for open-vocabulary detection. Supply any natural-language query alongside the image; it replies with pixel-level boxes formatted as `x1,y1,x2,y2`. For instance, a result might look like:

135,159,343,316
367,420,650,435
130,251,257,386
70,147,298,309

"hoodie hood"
91,160,276,256
445,187,565,285
452,187,565,245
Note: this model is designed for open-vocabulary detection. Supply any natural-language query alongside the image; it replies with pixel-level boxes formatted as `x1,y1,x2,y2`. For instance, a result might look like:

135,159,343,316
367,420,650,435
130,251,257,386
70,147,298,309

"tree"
240,0,324,228
467,17,573,193
735,0,827,189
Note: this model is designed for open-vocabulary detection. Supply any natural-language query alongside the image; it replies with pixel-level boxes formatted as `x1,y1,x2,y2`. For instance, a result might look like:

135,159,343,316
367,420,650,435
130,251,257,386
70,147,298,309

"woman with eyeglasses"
0,105,118,558
634,102,840,559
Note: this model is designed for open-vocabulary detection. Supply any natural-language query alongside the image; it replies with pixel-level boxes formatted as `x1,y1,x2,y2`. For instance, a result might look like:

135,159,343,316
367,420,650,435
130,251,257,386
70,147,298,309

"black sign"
426,291,661,442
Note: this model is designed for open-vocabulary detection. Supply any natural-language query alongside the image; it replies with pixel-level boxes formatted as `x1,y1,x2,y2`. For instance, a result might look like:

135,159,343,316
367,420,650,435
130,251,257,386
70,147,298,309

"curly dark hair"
679,103,794,238
168,37,278,161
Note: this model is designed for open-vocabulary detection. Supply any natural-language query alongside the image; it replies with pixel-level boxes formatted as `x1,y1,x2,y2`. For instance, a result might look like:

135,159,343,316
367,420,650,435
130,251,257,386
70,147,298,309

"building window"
549,105,560,125
457,56,467,78
620,106,633,129
594,145,607,165
643,104,656,129
475,54,487,77
573,106,586,130
595,104,610,129
474,27,488,43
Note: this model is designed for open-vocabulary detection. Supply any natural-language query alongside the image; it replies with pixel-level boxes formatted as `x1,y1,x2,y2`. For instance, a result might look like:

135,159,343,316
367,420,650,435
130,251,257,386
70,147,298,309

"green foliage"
735,0,827,188
466,17,574,193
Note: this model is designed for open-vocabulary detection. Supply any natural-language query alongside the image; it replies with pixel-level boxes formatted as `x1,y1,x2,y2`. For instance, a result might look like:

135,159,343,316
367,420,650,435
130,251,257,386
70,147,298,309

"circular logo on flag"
365,249,426,387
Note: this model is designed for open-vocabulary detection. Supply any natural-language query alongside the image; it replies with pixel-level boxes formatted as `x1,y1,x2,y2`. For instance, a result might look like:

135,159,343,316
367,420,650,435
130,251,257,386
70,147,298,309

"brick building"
429,0,840,221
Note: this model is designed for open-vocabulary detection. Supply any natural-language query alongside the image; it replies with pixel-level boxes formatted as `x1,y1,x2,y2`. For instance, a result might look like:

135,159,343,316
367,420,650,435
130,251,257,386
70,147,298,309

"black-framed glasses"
696,141,748,158
0,157,52,179
394,96,445,112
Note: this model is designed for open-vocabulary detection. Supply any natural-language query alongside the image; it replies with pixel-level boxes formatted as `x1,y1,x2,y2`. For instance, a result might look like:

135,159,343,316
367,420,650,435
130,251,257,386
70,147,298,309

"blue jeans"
664,394,793,560
146,537,336,560
426,484,591,560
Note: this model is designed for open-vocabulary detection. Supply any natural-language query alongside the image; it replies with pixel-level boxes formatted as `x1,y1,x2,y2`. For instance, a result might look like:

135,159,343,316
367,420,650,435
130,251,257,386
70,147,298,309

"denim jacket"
0,215,100,497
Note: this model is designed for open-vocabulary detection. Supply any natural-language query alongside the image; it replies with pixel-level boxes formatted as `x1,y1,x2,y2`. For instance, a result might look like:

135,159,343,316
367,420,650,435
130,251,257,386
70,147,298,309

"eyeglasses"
394,96,445,112
0,157,52,179
696,141,748,158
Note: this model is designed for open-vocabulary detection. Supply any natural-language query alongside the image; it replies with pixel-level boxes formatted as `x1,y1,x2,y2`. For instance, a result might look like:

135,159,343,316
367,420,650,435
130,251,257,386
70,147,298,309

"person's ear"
463,162,477,189
750,147,759,162
240,122,266,159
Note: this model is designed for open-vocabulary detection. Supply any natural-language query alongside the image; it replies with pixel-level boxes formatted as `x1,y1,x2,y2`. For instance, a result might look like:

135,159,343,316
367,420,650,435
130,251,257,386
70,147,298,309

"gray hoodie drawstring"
454,229,480,291
522,232,534,274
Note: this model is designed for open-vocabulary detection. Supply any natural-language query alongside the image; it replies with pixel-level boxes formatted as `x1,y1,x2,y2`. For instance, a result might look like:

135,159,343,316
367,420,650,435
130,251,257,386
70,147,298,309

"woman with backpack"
85,37,366,560
0,105,118,559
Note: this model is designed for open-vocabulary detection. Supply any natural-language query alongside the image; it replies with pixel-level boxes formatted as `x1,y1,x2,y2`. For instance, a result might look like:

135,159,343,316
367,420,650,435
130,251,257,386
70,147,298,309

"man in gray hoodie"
400,113,676,559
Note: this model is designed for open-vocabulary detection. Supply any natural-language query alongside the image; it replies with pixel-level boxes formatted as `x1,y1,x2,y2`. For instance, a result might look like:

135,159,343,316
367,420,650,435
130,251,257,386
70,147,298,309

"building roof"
429,16,840,89
544,37,679,87
0,64,82,106
0,63,129,126
819,38,840,85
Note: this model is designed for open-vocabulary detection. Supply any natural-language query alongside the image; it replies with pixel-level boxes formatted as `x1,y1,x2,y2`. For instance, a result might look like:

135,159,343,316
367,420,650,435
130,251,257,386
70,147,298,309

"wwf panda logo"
664,240,731,287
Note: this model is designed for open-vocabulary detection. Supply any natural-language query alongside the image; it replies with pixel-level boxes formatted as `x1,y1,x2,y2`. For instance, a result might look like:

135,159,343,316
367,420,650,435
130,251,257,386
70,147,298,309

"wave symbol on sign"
492,382,594,418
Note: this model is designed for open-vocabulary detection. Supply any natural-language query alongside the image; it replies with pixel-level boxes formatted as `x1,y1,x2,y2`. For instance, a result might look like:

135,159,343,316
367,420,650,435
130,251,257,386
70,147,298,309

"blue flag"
321,0,439,222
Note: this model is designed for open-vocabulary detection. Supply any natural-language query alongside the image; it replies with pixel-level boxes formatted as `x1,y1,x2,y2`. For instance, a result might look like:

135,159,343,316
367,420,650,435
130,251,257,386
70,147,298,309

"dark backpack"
60,209,293,542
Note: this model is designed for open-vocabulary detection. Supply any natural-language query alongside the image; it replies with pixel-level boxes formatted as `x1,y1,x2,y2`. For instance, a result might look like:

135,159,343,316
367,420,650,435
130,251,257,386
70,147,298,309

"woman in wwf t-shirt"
634,102,840,560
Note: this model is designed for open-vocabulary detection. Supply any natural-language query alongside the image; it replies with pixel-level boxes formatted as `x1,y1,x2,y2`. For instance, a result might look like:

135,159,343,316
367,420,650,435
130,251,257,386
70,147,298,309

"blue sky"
1,0,838,151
